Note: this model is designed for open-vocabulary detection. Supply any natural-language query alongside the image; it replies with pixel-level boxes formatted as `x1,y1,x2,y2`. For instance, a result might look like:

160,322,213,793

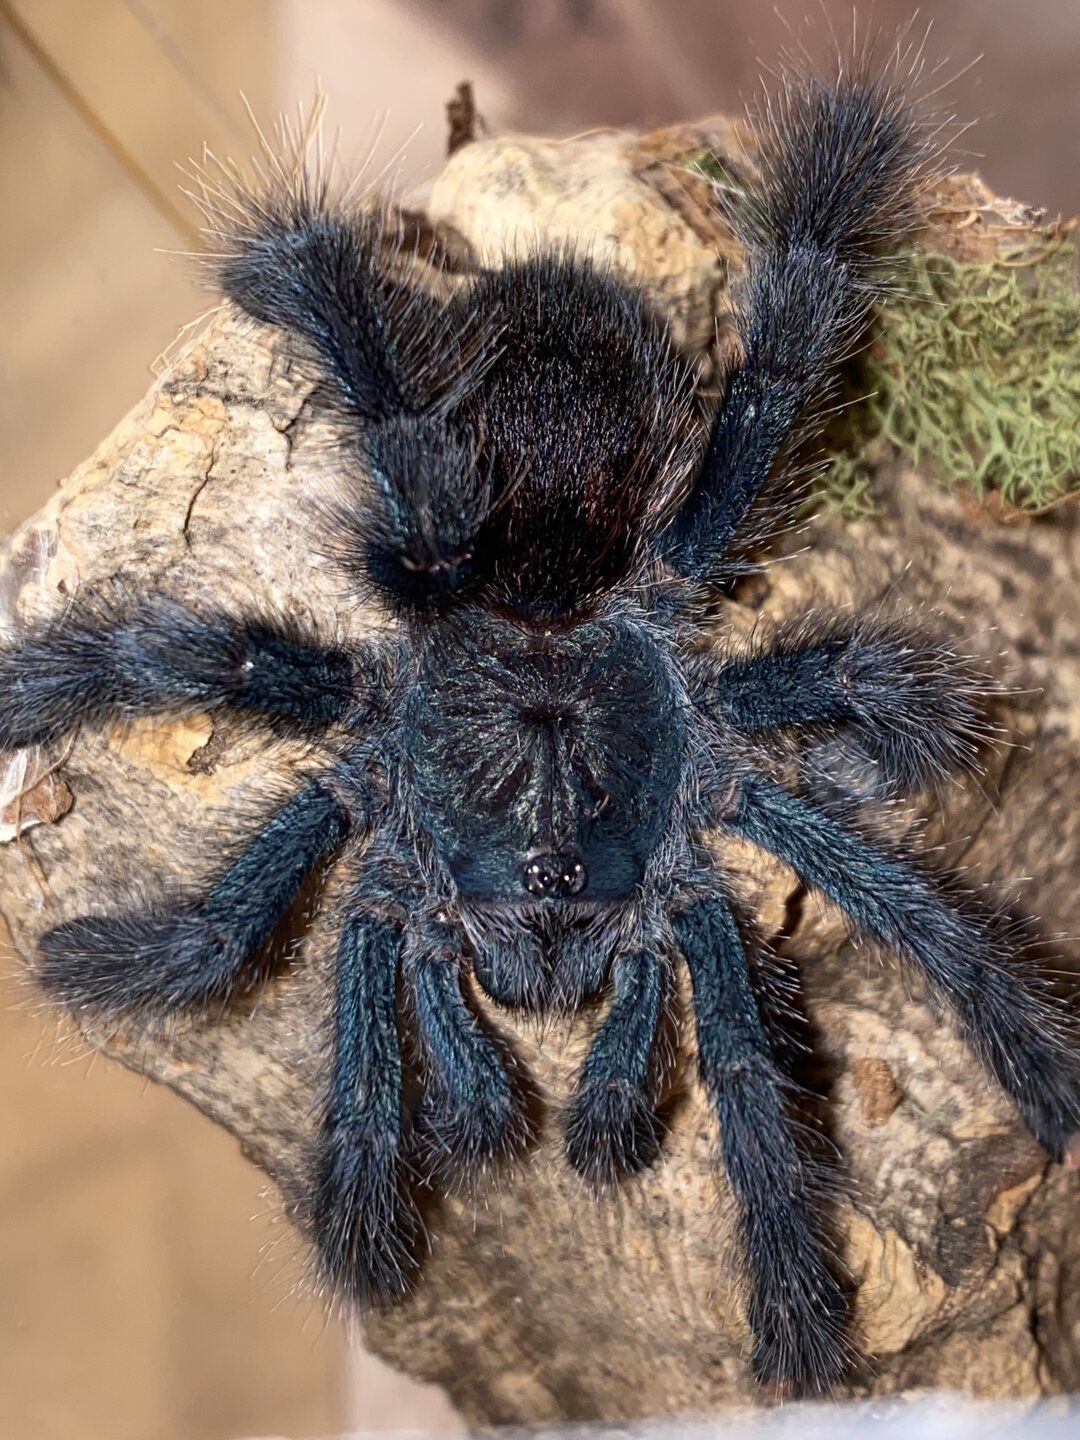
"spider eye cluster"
521,851,588,899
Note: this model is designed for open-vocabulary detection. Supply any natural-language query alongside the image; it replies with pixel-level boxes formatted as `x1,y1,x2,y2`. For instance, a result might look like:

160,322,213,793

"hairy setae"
4,51,1079,1392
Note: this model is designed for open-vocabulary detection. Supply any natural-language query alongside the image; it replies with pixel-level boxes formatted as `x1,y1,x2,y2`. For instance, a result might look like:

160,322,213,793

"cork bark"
2,114,1079,1422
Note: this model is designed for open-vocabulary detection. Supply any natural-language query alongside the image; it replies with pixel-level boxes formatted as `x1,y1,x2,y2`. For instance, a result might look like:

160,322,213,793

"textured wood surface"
2,116,1079,1422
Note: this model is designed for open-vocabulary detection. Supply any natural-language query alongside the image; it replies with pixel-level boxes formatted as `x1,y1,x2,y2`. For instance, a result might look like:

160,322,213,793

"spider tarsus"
701,614,997,799
35,909,238,1016
747,1261,850,1393
1011,1063,1080,1165
563,1078,665,1183
835,634,996,795
416,1091,530,1182
313,1124,424,1304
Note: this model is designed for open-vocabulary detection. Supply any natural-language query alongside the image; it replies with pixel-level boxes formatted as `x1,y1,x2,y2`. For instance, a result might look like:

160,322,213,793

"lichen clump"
824,237,1080,515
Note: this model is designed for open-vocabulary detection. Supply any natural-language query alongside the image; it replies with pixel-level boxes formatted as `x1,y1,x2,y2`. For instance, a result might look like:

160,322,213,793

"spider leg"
726,772,1080,1158
217,199,452,424
659,71,932,582
36,777,352,1015
693,614,994,792
0,597,361,750
315,896,422,1304
405,916,527,1178
212,181,495,611
471,926,548,1010
564,948,667,1183
673,891,846,1390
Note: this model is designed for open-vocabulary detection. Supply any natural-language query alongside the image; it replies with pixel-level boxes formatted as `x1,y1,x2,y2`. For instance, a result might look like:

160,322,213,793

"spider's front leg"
672,885,847,1390
37,774,355,1016
317,872,529,1298
563,948,669,1183
316,873,421,1302
404,914,528,1178
725,772,1080,1161
692,613,996,794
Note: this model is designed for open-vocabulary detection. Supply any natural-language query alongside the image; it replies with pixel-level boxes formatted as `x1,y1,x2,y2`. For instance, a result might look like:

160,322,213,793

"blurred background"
0,2,1077,1437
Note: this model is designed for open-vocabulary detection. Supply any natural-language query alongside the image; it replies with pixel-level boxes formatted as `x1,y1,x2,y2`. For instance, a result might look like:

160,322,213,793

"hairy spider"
3,59,1079,1392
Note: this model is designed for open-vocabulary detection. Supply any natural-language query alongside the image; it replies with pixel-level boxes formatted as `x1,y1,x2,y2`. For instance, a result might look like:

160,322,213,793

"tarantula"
3,61,1079,1392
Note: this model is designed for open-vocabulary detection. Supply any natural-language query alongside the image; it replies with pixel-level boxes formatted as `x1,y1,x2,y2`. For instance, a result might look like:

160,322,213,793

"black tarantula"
4,58,1080,1392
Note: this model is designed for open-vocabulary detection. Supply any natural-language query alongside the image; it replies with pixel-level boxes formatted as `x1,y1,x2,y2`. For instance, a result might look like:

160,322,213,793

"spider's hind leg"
37,776,352,1017
212,183,446,423
673,887,848,1390
209,175,496,612
660,64,935,581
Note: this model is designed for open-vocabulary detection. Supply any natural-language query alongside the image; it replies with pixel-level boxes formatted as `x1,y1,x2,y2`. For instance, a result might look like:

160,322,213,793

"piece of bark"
2,116,1080,1423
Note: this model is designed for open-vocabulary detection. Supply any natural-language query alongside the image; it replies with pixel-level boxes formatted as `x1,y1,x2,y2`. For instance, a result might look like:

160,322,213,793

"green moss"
683,147,747,192
822,239,1080,514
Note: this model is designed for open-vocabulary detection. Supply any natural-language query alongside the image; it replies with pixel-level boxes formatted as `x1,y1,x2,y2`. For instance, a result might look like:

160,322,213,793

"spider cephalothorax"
3,56,1080,1393
408,612,687,901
